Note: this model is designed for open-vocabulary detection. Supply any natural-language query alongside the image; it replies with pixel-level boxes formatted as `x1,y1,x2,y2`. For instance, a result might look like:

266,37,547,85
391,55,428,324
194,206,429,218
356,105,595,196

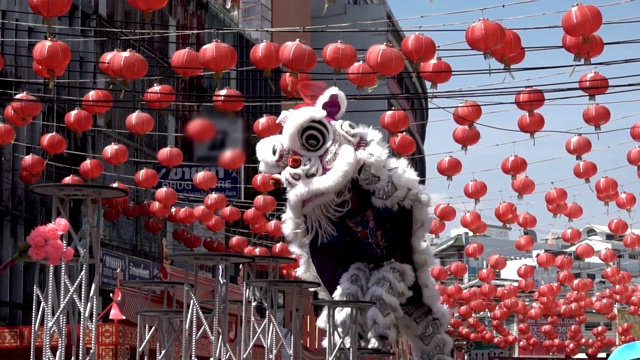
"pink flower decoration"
44,225,61,244
54,218,70,234
63,247,75,262
48,257,61,266
27,234,46,247
45,241,64,261
28,246,47,261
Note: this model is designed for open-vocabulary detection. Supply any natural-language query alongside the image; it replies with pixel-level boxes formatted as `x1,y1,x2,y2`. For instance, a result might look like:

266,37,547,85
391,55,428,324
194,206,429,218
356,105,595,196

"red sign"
518,317,577,356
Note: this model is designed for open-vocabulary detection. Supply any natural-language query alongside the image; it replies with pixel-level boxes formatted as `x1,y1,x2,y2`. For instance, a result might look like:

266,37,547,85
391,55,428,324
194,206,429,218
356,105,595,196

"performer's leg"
364,261,415,349
398,304,453,360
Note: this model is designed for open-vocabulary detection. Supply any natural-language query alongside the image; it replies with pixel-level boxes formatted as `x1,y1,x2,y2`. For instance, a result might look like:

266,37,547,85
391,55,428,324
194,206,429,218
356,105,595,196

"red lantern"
193,171,218,191
464,242,485,259
346,61,377,90
82,90,113,115
490,29,522,62
182,233,203,250
134,168,159,189
204,193,228,211
573,160,597,183
595,176,618,196
29,0,72,19
582,103,611,132
420,58,452,90
478,268,496,283
103,208,121,222
228,236,249,252
561,227,582,244
511,176,535,200
436,155,462,181
365,43,404,77
565,134,592,160
64,108,93,134
623,233,640,250
434,203,456,222
157,146,183,168
205,216,225,232
266,220,283,237
599,249,618,264
122,203,139,219
536,252,556,269
253,115,281,138
11,92,42,121
463,179,488,204
561,4,603,37
630,122,640,142
488,254,507,271
380,109,410,133
253,194,277,213
460,211,482,231
102,143,129,166
608,218,629,236
628,146,640,171
125,110,154,136
597,191,618,206
220,206,241,222
4,105,32,127
143,84,176,109
430,266,448,282
494,201,518,227
562,33,604,64
128,0,169,14
252,173,276,193
21,154,46,174
389,133,416,156
576,243,595,259
19,169,41,184
322,40,357,74
515,87,545,114
177,207,196,225
495,47,525,71
429,218,445,236
465,18,506,58
517,112,545,139
149,201,169,218
171,47,204,78
32,61,65,87
154,187,178,206
453,101,482,126
515,235,535,252
242,208,265,225
616,191,637,212
517,265,535,279
203,238,226,253
79,158,103,179
32,38,71,73
579,71,609,101
449,261,468,278
198,40,237,77
516,212,537,230
0,124,14,146
501,154,528,180
109,49,148,81
213,88,244,112
452,125,481,152
565,202,584,221
250,40,281,77
98,49,121,78
61,175,83,184
401,33,437,65
185,117,216,143
40,132,67,156
279,39,317,75
219,148,246,170
280,72,312,98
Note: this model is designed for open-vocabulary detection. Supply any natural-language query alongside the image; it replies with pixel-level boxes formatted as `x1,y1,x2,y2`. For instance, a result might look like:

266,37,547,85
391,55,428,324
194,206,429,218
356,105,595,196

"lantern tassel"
511,175,516,181
589,95,596,102
48,78,55,89
446,176,453,182
474,199,480,206
530,134,536,146
367,82,379,93
576,155,582,161
430,82,438,91
569,64,576,77
461,145,468,154
517,194,524,201
585,178,591,184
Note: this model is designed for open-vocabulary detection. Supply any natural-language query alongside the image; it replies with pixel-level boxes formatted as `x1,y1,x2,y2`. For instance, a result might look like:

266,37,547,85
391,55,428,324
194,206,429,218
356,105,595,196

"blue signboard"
154,165,240,199
151,263,163,281
127,257,152,281
101,250,127,289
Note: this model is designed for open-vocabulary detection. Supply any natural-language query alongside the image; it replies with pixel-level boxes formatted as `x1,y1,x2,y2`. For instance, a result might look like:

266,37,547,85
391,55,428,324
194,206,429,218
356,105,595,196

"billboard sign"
155,164,241,199
101,250,127,289
127,257,152,281
519,317,577,356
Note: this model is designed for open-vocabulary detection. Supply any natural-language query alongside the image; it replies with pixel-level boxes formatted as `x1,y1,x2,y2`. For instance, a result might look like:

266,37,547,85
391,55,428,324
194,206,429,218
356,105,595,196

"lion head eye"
299,120,331,153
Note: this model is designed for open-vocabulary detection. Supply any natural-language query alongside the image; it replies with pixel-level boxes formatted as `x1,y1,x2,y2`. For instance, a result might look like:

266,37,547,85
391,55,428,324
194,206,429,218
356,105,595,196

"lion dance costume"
255,85,453,359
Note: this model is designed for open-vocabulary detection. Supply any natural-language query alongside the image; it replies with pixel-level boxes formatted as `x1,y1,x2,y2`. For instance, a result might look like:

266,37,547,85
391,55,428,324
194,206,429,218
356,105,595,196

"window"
585,322,599,331
629,253,638,260
586,228,598,237
586,273,596,280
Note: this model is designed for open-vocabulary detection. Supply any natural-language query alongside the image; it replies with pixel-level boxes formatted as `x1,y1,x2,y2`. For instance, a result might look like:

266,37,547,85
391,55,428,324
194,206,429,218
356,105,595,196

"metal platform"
169,252,253,265
121,280,186,291
31,183,128,199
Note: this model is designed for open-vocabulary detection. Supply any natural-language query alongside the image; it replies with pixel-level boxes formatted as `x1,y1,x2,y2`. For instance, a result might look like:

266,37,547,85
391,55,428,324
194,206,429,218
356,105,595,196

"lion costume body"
256,86,453,359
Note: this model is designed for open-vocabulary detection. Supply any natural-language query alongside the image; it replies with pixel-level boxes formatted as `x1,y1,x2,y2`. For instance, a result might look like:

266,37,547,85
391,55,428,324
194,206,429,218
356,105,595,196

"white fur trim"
316,86,348,120
281,106,331,157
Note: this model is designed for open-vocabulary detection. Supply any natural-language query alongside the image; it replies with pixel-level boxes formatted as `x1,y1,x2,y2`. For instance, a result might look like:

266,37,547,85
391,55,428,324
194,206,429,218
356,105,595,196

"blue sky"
387,0,640,239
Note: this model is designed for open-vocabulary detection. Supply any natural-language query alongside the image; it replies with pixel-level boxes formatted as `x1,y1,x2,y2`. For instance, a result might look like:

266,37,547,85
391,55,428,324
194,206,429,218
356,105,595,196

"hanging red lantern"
452,125,481,152
171,47,204,78
193,171,218,191
218,148,246,170
82,90,113,115
465,18,506,58
102,143,129,166
205,216,225,232
389,133,416,156
616,191,636,212
536,252,556,269
380,109,410,134
40,132,67,155
250,40,281,77
576,243,595,259
253,115,281,138
517,265,535,279
184,117,216,143
32,61,65,87
128,0,169,15
134,168,159,189
4,105,32,127
430,266,448,282
429,218,445,237
401,33,437,66
143,84,176,110
19,169,41,184
103,208,121,222
64,108,93,135
157,146,183,168
495,47,525,71
490,29,522,63
220,206,241,222
500,154,528,180
453,101,482,126
515,235,535,252
11,92,42,122
137,201,152,217
565,134,592,160
463,179,488,204
595,176,618,196
121,203,139,219
517,112,545,140
623,233,640,250
98,49,122,79
494,201,518,227
630,122,640,142
203,238,226,253
109,49,148,81
253,194,277,213
597,190,618,206
61,175,84,184
213,88,244,113
125,110,154,136
627,146,640,170
464,242,485,259
561,33,604,64
436,155,462,181
279,39,317,75
573,160,598,183
516,212,537,230
266,220,284,238
32,38,71,73
608,218,629,236
0,124,15,146
252,173,276,193
155,187,178,206
477,268,496,283
515,87,545,114
322,40,357,74
228,236,249,252
460,211,482,231
182,234,203,250
242,208,265,225
149,201,169,218
512,176,535,200
555,255,574,271
29,0,72,20
449,261,468,278
198,40,237,78
561,4,603,37
579,71,609,101
346,61,377,90
599,249,618,264
561,227,582,244
434,203,456,222
204,193,228,211
365,42,404,78
177,207,197,225
419,58,452,90
21,154,46,174
488,254,507,271
78,158,103,179
582,104,611,131
565,202,584,221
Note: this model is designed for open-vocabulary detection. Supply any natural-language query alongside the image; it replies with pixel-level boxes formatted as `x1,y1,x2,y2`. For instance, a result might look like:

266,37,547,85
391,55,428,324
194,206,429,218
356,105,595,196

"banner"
100,250,127,288
127,257,152,281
